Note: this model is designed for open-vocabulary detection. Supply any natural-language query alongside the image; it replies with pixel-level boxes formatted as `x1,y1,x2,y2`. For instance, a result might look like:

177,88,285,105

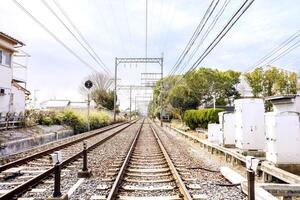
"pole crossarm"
117,85,153,90
116,57,163,65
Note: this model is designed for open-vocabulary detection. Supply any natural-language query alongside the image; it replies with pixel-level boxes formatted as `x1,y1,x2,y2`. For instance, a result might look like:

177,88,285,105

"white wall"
11,85,25,113
0,65,12,89
0,65,12,113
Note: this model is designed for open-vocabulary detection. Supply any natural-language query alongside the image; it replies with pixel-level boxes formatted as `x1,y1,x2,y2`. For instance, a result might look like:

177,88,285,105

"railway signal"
84,80,93,131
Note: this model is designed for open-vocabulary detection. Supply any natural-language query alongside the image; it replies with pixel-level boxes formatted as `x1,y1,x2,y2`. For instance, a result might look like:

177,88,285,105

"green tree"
244,67,264,97
92,89,115,110
79,73,116,111
167,82,198,120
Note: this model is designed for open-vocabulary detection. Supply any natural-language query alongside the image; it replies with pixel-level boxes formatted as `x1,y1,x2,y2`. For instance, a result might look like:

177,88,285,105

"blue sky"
1,0,299,111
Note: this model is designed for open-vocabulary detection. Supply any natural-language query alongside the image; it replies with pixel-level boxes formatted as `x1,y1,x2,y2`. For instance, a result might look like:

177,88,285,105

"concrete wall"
0,129,74,156
0,65,12,89
11,85,25,113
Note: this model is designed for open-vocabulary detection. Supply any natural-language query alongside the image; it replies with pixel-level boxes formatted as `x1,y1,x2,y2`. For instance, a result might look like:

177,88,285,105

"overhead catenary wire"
174,0,255,86
12,0,99,73
246,30,300,71
251,30,300,67
177,0,231,75
267,40,300,64
52,0,113,75
42,0,111,75
188,0,255,72
168,0,219,76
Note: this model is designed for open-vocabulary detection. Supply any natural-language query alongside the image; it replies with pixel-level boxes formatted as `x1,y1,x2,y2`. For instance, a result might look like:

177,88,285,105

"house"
40,99,96,111
0,32,30,115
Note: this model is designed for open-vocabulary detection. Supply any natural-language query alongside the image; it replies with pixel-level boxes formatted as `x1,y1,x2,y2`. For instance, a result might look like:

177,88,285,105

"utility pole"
160,55,164,127
129,85,132,120
114,58,117,122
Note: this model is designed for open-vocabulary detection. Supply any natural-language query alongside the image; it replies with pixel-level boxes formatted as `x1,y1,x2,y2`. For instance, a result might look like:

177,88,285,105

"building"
40,99,96,111
0,32,30,115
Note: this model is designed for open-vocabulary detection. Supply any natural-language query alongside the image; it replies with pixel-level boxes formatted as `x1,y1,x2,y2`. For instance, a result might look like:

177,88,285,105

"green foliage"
92,89,115,110
245,66,298,111
25,109,113,134
183,108,224,130
245,66,298,97
149,68,240,120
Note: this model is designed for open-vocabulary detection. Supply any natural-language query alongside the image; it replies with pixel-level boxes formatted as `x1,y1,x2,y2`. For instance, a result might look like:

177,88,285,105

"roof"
0,32,25,46
41,100,70,108
265,95,299,101
12,80,30,95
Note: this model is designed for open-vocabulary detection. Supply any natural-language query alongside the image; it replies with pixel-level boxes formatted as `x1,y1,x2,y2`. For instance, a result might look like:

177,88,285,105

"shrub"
24,108,114,134
41,116,53,126
183,108,224,130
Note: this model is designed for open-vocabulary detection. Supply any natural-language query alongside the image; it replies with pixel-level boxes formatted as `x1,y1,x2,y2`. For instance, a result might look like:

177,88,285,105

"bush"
24,109,114,134
183,108,224,130
41,116,53,126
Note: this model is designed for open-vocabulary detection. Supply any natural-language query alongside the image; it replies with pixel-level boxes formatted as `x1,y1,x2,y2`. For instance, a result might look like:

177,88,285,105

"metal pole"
82,142,88,172
129,86,132,120
87,92,90,131
247,169,255,200
114,58,117,122
53,162,61,197
213,95,216,110
135,96,137,113
160,56,163,127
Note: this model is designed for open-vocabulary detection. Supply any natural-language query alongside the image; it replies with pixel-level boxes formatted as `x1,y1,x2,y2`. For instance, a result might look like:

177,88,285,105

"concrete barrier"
0,129,73,156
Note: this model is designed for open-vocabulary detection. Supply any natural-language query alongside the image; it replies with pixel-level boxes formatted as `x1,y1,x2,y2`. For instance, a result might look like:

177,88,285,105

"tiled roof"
0,32,25,46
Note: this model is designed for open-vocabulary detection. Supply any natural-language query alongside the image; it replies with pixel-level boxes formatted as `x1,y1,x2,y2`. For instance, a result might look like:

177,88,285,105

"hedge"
183,108,224,130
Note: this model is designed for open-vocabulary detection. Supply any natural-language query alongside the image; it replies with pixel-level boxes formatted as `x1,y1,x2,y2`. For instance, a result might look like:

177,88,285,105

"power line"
189,0,255,72
268,40,300,64
174,0,255,86
177,0,231,75
168,0,219,76
52,0,112,75
12,0,99,73
42,0,112,75
246,30,300,71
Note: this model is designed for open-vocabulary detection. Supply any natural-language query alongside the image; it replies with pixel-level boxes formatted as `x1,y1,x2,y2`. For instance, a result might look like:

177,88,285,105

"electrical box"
266,95,300,113
265,95,300,164
208,123,221,143
234,98,265,150
218,112,235,146
265,112,300,164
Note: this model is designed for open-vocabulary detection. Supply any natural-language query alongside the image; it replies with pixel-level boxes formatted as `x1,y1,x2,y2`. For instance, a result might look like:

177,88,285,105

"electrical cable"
42,0,112,75
12,0,99,73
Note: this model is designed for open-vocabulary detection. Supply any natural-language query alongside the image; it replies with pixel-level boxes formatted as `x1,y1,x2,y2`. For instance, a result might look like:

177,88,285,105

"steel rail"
0,120,139,200
106,119,144,200
150,125,193,200
0,121,129,172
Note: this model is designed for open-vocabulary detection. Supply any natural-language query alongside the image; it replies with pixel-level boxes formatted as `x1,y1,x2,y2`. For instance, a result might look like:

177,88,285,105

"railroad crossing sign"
84,80,93,89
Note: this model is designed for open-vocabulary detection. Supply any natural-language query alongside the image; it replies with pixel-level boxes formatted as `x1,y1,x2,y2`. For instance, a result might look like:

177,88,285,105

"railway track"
0,120,139,199
90,119,204,200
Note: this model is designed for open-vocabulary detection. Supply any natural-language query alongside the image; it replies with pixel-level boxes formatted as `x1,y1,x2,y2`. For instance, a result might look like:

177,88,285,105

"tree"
245,66,298,111
79,73,116,110
244,67,264,97
167,82,198,120
185,68,241,106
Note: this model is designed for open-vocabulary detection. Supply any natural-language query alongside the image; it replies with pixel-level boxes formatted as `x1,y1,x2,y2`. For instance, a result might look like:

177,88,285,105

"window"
0,50,11,67
4,51,11,66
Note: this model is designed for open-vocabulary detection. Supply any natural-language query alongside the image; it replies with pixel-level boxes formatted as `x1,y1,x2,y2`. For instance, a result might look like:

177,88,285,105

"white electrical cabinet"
265,112,300,164
234,98,265,150
264,95,300,164
218,112,235,146
208,123,221,143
